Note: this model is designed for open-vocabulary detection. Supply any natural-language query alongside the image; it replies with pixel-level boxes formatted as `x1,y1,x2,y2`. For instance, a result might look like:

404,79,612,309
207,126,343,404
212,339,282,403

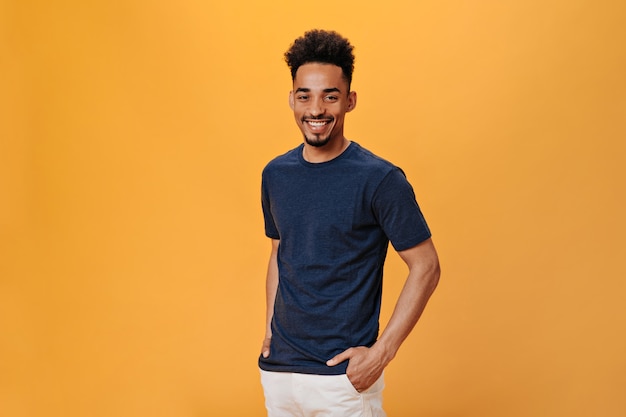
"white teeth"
308,121,327,126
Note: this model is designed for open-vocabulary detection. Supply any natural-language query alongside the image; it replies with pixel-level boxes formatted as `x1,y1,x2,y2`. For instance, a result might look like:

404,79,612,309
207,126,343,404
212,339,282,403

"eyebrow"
295,87,342,94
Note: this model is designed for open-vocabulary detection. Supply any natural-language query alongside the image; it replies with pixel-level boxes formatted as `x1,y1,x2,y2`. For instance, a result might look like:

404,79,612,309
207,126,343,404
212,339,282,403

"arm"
327,238,440,391
261,239,280,358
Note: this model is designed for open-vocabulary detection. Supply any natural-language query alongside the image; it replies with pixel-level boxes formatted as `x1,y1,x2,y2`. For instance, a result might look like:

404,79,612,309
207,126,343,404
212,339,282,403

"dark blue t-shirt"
259,142,431,375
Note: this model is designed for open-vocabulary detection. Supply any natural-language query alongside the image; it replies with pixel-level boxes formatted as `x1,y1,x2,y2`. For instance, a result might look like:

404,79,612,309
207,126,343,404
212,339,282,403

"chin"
304,135,331,148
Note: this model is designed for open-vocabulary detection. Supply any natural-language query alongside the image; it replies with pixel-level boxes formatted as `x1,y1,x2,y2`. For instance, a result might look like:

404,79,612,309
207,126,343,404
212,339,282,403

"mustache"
302,115,334,121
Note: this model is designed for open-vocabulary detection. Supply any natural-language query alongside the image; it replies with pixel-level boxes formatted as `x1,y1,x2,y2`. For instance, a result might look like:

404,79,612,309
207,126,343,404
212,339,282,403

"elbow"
425,259,441,295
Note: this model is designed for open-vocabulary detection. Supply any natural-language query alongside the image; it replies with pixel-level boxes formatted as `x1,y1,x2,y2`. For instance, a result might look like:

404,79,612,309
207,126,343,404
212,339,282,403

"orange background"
1,1,625,416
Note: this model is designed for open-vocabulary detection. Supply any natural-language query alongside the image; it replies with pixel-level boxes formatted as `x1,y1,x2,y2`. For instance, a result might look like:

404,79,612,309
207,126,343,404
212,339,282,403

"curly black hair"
284,29,355,88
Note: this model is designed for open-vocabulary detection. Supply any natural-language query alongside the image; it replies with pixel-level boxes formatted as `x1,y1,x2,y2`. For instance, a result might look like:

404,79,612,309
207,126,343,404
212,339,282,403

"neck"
303,138,350,163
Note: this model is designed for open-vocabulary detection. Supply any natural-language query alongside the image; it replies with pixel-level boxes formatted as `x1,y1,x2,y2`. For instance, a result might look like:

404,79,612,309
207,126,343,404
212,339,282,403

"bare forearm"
265,239,280,338
261,240,280,358
374,239,440,365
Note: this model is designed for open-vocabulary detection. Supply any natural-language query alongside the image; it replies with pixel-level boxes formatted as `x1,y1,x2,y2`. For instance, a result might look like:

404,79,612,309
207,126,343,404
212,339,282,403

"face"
289,63,357,148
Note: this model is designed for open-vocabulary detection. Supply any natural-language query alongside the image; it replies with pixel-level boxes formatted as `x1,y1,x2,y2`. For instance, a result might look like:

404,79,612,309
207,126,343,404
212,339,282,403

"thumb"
326,348,353,367
261,337,271,358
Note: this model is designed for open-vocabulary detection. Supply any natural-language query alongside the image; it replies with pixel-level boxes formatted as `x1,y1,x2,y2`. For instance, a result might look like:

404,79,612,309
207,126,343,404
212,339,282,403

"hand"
326,346,385,392
261,337,271,358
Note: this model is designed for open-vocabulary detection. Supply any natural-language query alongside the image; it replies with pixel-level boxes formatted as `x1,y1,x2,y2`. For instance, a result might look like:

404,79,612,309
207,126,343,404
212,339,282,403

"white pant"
260,370,386,417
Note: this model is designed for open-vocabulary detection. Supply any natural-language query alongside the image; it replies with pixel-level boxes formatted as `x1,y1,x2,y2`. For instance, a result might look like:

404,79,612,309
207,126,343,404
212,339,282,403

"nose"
309,97,325,117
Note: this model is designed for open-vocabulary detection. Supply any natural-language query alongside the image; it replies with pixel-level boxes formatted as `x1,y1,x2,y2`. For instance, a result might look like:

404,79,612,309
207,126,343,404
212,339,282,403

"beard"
303,133,332,148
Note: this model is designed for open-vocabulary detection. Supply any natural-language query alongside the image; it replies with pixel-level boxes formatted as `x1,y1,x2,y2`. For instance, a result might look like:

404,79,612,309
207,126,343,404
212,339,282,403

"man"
259,29,440,416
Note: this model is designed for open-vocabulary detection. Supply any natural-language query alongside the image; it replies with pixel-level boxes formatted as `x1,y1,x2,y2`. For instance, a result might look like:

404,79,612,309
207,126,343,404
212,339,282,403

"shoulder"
347,142,403,180
349,142,396,167
346,144,419,198
262,145,302,176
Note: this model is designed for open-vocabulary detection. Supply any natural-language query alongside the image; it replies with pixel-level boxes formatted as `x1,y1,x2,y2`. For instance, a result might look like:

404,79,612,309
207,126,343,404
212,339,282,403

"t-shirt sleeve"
372,168,432,251
261,172,280,239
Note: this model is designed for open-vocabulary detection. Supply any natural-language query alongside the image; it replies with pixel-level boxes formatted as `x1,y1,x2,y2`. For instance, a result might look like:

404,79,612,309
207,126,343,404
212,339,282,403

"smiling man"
290,64,355,150
259,29,440,417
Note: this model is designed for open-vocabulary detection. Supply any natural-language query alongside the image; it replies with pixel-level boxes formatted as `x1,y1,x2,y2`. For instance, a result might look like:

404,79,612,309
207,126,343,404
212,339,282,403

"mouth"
303,118,333,132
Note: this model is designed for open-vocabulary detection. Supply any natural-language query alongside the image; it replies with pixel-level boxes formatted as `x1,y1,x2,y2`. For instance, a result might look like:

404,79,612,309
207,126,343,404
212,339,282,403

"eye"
296,94,309,101
325,95,338,102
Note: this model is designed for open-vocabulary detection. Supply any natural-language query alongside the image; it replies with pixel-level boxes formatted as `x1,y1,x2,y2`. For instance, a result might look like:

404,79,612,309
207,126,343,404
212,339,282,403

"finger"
261,338,271,358
326,348,353,366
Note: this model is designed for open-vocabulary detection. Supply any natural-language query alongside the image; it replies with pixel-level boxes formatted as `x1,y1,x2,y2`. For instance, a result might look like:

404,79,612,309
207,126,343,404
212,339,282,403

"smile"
304,118,333,128
307,120,329,127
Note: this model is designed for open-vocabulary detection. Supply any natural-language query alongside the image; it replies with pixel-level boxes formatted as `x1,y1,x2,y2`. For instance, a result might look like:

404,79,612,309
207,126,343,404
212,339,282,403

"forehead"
293,63,348,90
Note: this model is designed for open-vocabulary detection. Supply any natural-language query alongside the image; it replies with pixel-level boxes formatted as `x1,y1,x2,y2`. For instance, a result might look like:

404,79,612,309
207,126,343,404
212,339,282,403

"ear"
289,91,295,110
347,91,357,112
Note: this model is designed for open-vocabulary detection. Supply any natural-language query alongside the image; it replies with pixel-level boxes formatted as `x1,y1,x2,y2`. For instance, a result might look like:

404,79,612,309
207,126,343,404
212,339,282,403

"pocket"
360,374,385,417
344,373,385,395
342,374,362,397
362,373,385,396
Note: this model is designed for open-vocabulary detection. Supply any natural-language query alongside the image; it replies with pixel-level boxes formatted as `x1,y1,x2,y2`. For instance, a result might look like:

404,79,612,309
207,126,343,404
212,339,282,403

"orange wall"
1,1,625,416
